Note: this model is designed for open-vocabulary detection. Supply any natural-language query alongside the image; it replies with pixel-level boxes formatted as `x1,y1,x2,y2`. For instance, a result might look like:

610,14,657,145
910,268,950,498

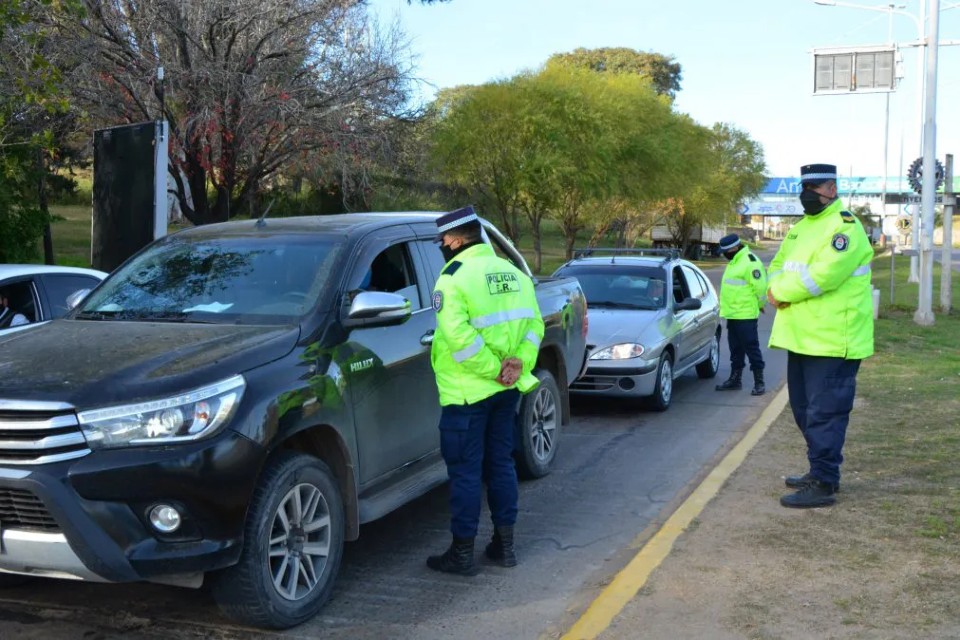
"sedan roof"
0,264,108,280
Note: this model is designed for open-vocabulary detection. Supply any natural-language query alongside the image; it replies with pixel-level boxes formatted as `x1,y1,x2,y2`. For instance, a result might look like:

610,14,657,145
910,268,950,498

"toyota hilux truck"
0,213,587,629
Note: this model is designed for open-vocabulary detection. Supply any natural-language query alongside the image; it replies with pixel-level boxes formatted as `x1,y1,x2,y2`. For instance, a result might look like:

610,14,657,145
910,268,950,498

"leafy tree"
0,0,83,263
546,47,682,99
657,122,767,257
51,0,415,225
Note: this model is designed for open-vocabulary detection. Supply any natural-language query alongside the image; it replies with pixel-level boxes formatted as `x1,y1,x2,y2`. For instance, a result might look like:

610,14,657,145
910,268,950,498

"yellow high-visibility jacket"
767,199,874,359
431,243,545,406
719,247,767,320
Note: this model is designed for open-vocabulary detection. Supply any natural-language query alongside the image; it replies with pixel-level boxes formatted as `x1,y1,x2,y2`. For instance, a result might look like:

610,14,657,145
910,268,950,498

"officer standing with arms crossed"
714,233,767,396
767,164,874,509
426,205,545,575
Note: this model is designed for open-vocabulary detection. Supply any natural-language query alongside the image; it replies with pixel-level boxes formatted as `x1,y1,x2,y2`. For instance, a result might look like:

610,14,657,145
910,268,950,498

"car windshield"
76,235,342,324
555,265,667,310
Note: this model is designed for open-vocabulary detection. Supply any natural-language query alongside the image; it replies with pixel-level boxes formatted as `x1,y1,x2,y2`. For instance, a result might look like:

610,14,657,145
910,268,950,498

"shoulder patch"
748,254,758,262
841,211,856,224
432,290,444,312
441,261,462,276
831,233,850,252
752,269,762,280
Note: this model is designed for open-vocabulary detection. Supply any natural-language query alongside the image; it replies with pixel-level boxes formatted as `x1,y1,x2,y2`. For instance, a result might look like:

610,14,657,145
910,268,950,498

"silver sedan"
553,250,721,410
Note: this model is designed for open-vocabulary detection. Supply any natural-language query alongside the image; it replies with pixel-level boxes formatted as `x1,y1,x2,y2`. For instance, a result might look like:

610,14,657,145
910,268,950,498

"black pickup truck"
0,213,587,628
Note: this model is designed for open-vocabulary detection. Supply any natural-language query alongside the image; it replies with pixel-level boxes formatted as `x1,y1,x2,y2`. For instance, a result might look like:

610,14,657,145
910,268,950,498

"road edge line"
560,385,790,640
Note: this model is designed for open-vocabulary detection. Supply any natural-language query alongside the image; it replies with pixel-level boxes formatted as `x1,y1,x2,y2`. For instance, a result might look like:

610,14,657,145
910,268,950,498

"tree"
546,47,682,99
52,0,415,225
1,0,83,263
658,123,767,257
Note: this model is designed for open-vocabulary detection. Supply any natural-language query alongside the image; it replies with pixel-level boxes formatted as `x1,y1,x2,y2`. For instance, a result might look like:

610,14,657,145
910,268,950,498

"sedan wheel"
696,332,721,379
647,352,674,412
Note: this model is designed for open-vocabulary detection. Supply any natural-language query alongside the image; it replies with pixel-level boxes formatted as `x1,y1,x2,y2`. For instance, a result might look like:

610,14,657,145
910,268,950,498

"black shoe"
427,537,478,576
715,368,743,391
750,369,765,396
780,481,837,509
484,526,517,568
785,473,840,492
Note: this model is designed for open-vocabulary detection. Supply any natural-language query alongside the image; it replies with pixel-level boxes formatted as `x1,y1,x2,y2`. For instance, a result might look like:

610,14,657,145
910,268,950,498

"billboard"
813,46,898,95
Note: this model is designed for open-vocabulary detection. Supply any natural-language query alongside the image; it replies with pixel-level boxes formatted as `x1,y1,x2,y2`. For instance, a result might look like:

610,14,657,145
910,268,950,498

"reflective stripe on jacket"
767,199,874,359
719,247,767,319
431,243,545,406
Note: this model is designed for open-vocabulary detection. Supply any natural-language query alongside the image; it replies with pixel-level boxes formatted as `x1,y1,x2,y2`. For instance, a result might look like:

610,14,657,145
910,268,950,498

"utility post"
942,153,955,313
914,0,941,326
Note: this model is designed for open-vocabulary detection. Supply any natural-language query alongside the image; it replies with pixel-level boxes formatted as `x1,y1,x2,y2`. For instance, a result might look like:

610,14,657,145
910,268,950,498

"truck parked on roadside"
0,213,587,629
650,222,726,259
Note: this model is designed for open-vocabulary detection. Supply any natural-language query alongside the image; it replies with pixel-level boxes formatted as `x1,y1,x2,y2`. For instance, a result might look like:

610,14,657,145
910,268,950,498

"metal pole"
914,0,939,326
909,0,926,283
942,154,955,313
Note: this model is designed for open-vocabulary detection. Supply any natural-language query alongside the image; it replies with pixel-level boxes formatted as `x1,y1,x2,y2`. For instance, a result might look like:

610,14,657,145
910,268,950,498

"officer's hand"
497,357,522,386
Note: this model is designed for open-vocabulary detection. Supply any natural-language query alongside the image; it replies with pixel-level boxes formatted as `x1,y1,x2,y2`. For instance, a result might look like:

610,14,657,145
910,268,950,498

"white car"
0,264,108,335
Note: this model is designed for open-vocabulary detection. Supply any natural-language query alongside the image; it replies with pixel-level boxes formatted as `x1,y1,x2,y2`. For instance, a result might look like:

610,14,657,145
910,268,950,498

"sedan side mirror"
674,297,702,312
66,288,92,311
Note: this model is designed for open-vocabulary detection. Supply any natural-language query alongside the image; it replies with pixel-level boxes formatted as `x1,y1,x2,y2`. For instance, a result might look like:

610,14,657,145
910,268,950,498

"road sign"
884,192,955,205
896,216,911,233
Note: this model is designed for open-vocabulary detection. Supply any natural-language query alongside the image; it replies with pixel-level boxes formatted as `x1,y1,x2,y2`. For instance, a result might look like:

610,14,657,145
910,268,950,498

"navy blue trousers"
787,352,861,486
438,388,520,539
726,318,764,371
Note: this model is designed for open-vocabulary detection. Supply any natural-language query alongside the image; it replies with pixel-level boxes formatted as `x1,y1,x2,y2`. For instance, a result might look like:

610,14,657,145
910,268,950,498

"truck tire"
646,352,674,412
515,369,561,479
696,331,721,379
211,452,344,629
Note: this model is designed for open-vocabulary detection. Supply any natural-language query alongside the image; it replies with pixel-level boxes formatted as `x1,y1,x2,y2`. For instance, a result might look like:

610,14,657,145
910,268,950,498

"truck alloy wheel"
515,369,561,479
212,452,344,629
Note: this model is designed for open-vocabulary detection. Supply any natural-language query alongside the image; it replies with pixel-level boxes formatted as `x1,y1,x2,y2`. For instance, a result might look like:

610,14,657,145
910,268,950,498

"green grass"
48,205,95,267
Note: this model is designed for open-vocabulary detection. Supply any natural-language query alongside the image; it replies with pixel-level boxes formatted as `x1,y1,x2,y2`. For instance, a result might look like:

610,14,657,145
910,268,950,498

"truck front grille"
0,405,90,465
0,488,60,531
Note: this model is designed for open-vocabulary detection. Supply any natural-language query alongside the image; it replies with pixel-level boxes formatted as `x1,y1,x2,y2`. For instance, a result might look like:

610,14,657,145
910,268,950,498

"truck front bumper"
0,432,263,585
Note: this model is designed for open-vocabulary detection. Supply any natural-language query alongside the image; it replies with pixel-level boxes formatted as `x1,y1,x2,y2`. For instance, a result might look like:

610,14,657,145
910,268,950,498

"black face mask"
723,251,737,261
440,243,459,263
799,188,828,215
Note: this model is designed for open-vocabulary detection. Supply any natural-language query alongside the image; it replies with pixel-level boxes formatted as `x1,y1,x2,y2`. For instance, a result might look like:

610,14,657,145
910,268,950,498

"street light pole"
914,0,940,325
909,0,926,283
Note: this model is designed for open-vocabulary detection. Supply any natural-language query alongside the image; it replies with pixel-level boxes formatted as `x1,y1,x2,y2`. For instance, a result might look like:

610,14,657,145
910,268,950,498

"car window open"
351,243,422,311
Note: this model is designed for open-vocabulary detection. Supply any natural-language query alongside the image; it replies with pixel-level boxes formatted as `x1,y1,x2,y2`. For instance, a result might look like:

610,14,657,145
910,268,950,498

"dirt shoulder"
598,260,960,640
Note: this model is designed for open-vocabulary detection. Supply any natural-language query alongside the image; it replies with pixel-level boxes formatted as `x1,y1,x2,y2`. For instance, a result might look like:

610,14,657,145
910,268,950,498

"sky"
367,0,960,183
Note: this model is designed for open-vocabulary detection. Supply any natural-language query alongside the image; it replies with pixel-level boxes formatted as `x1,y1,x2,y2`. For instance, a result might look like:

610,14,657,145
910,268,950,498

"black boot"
715,368,743,391
785,472,840,492
427,537,478,576
750,369,766,396
484,526,517,568
779,480,837,509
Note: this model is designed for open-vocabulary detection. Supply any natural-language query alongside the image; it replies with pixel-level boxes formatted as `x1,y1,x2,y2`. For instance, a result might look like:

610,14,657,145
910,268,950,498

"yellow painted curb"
561,386,790,640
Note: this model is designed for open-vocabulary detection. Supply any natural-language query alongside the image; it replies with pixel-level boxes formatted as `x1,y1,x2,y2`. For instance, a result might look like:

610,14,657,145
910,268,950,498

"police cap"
800,163,837,186
719,233,741,252
436,205,480,241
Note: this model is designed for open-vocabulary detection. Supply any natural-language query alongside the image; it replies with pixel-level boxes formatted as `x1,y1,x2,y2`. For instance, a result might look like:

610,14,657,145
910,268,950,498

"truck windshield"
76,235,342,324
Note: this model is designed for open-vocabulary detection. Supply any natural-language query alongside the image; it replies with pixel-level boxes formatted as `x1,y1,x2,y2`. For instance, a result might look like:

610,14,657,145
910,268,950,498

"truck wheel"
211,452,344,629
696,332,721,379
515,369,561,479
647,352,674,412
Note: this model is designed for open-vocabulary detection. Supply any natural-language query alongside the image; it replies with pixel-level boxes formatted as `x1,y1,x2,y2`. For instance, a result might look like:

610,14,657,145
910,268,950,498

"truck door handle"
420,330,435,346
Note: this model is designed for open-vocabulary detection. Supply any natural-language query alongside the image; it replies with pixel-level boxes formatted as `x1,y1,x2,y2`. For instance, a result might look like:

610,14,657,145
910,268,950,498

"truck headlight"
78,375,245,449
590,343,645,360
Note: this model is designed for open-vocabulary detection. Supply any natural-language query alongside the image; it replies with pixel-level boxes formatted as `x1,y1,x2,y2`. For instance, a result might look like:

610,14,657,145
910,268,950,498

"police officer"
426,205,545,575
714,233,767,395
767,163,874,509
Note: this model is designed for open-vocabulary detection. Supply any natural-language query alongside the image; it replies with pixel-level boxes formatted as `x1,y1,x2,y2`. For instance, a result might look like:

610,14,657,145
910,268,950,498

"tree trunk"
531,217,542,274
37,150,54,265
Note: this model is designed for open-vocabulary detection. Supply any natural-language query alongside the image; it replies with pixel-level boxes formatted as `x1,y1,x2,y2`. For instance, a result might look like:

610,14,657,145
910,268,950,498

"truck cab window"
355,244,422,310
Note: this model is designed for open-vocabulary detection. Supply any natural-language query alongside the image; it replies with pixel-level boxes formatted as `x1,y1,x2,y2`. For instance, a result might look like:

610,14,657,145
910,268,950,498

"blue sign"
762,176,911,195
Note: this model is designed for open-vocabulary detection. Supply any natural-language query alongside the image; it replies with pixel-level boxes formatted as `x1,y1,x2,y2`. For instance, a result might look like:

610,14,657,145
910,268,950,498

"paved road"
0,268,786,640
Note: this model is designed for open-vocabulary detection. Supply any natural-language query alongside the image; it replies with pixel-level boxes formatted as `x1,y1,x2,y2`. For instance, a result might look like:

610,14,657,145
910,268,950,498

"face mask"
440,243,458,262
723,251,736,261
799,188,828,215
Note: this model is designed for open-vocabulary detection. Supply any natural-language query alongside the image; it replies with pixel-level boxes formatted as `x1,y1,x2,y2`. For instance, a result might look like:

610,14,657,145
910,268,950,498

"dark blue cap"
719,233,741,252
436,205,480,240
800,163,837,185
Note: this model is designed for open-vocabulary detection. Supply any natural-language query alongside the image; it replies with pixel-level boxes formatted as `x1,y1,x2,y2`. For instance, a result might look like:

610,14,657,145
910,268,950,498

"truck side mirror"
344,291,411,328
66,289,92,311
